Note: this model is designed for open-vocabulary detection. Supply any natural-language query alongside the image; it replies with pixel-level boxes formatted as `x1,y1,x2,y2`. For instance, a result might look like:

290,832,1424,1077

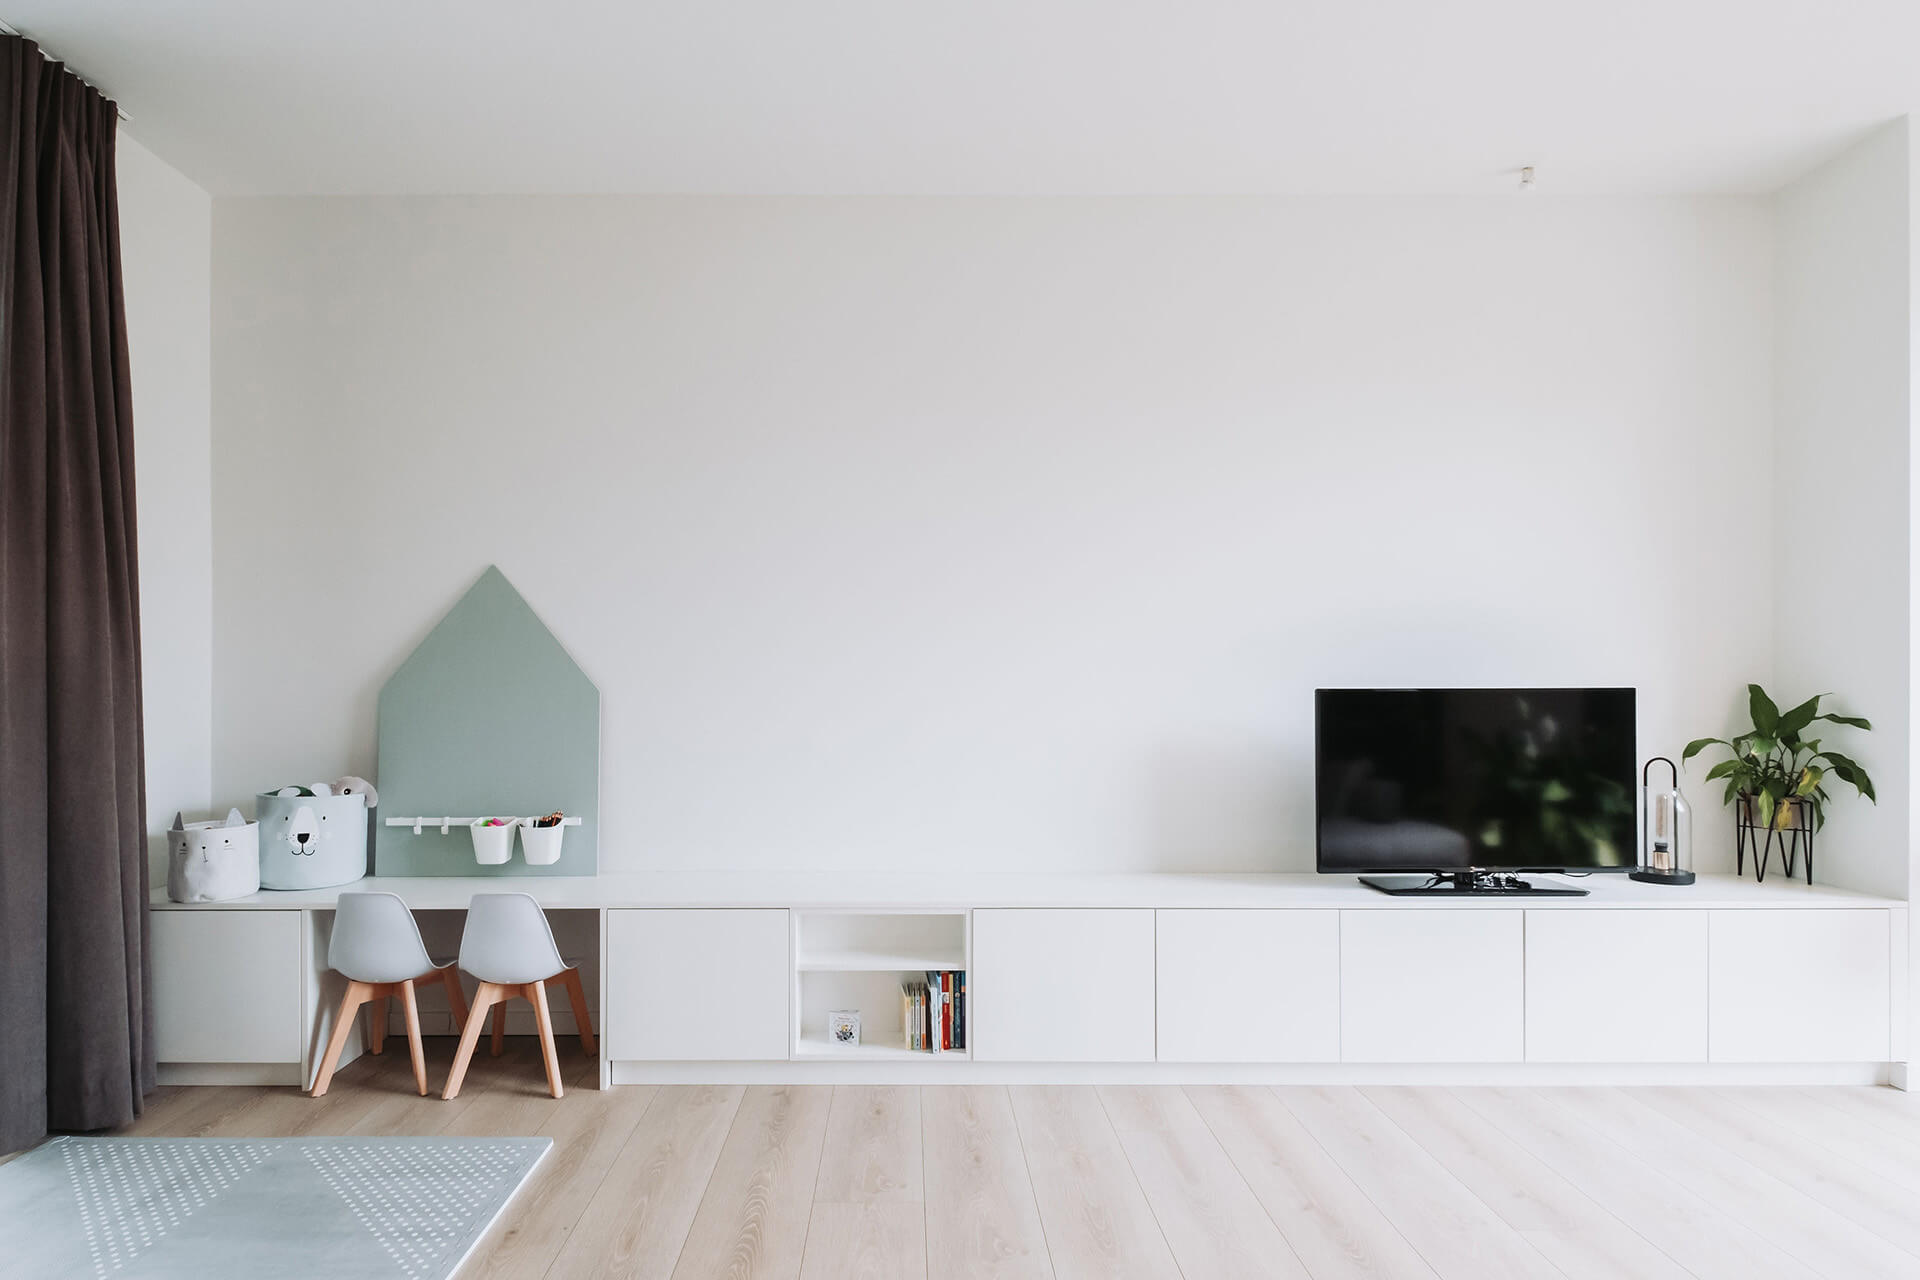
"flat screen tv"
1315,687,1636,896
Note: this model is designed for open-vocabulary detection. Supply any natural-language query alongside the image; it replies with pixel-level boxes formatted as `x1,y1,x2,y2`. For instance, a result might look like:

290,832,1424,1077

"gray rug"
1,1136,550,1279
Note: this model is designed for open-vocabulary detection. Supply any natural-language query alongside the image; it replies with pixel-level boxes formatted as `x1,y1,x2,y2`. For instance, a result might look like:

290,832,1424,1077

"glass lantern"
1631,756,1695,885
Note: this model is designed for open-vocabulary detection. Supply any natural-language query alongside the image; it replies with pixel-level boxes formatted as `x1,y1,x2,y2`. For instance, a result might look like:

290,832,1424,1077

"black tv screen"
1316,688,1636,874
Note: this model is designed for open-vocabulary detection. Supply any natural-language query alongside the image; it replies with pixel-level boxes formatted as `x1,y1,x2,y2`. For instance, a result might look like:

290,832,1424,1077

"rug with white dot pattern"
1,1136,550,1279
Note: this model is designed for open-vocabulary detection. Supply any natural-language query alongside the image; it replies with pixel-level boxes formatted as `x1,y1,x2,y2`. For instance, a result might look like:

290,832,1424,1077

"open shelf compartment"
792,910,969,1058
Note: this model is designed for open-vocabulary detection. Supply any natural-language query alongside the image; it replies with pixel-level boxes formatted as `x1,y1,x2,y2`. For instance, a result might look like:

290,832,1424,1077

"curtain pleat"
0,34,151,1154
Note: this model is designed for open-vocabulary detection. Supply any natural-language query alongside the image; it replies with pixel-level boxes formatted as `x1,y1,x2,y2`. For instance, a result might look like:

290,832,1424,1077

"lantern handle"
1643,756,1678,787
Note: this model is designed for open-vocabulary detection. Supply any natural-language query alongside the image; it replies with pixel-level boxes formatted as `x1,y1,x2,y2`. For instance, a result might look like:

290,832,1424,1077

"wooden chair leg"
400,979,428,1097
527,980,564,1099
491,1000,508,1056
312,981,371,1097
439,965,470,1031
557,968,596,1056
444,981,500,1100
368,995,388,1054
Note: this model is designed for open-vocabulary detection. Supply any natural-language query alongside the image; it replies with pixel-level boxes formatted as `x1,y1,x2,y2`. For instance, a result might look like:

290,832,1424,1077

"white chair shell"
330,891,436,984
458,892,568,985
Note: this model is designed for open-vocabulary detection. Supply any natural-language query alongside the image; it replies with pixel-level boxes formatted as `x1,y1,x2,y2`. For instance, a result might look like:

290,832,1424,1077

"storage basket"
257,790,369,890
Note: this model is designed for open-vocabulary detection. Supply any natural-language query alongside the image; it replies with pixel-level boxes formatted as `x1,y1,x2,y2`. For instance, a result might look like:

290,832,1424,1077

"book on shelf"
899,970,966,1053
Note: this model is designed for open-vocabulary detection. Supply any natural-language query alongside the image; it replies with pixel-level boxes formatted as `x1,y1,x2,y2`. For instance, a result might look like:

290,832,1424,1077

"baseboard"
607,1059,1893,1087
157,1057,1892,1088
158,1062,306,1086
384,1010,585,1038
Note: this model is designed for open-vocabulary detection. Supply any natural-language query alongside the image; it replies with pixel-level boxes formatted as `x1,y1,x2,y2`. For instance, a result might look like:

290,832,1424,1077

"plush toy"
166,808,260,903
332,775,379,807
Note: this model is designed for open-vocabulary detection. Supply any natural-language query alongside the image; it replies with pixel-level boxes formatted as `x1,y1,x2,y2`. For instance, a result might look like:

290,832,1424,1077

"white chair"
443,893,595,1099
311,892,469,1097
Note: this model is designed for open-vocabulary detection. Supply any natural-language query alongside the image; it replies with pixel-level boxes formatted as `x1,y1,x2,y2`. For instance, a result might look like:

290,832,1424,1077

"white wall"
118,134,213,880
211,196,1773,873
1772,120,1910,903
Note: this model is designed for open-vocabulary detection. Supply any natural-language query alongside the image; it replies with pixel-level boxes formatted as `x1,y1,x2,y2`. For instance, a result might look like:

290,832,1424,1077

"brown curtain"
0,35,151,1153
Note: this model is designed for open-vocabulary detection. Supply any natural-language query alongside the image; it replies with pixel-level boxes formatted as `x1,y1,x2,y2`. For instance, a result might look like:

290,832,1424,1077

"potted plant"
1682,684,1875,882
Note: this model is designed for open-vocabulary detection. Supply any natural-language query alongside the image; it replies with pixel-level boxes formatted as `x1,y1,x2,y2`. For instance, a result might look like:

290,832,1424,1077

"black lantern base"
1629,868,1696,886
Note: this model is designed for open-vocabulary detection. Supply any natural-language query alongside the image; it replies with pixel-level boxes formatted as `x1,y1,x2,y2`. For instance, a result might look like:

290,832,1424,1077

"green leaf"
1682,737,1724,762
1795,766,1822,796
1816,750,1876,801
1775,694,1822,740
1702,759,1740,782
1747,736,1777,759
1748,684,1780,735
1817,712,1873,731
1723,777,1740,805
1753,789,1776,829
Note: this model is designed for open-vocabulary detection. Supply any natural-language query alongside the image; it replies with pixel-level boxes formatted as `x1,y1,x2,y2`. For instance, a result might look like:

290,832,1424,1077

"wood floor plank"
1188,1085,1436,1280
454,1081,659,1280
1791,1086,1920,1142
1727,1087,1920,1196
1098,1086,1309,1280
814,1086,922,1205
922,1087,1054,1280
1271,1087,1558,1280
544,1084,745,1278
139,1084,271,1136
343,1040,534,1138
1454,1088,1814,1280
1363,1087,1685,1280
799,1204,927,1280
1630,1087,1920,1261
1548,1088,1920,1278
1008,1086,1180,1280
672,1085,834,1280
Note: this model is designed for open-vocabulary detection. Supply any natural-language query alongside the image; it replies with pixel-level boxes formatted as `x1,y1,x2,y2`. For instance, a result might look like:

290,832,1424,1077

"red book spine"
942,972,953,1051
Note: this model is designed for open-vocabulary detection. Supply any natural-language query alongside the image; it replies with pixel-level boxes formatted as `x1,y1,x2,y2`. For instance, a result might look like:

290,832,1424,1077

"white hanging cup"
519,819,565,866
470,818,517,865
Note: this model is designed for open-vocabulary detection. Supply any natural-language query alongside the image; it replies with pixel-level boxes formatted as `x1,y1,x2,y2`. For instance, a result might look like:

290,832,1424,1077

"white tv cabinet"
149,872,1909,1090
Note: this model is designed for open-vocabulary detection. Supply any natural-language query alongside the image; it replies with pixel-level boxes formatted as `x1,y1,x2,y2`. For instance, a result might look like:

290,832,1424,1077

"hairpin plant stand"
1735,796,1813,885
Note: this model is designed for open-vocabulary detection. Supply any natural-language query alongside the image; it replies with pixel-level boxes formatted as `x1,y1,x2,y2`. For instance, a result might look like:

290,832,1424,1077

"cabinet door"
606,909,790,1060
1709,909,1891,1062
1157,909,1339,1062
1340,909,1523,1062
972,909,1155,1061
1526,910,1707,1062
153,911,305,1063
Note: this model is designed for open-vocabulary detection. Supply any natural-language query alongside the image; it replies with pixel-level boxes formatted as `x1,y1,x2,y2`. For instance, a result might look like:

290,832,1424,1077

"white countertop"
150,871,1905,912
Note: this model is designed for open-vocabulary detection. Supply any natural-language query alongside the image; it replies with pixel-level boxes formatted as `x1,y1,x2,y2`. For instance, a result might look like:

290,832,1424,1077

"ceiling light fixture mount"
1519,165,1537,192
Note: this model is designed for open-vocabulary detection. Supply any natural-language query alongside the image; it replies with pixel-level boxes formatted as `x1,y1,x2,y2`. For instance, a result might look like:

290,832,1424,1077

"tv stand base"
1358,871,1590,897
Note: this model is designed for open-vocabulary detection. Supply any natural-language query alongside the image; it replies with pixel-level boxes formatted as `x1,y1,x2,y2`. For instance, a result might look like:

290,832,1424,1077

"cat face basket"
166,809,259,903
256,789,369,890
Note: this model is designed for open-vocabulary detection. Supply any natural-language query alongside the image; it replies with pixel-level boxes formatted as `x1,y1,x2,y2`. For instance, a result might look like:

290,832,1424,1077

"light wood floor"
111,1040,1920,1279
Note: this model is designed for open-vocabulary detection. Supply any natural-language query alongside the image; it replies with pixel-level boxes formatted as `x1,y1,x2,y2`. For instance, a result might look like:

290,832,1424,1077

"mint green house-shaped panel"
375,566,599,876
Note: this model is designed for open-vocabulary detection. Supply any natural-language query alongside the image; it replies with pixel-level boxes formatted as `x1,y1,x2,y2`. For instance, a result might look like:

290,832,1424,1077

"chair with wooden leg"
443,893,595,1100
311,892,470,1097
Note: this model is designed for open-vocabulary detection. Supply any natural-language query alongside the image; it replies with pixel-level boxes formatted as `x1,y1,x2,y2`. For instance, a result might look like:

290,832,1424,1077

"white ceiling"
10,0,1919,196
